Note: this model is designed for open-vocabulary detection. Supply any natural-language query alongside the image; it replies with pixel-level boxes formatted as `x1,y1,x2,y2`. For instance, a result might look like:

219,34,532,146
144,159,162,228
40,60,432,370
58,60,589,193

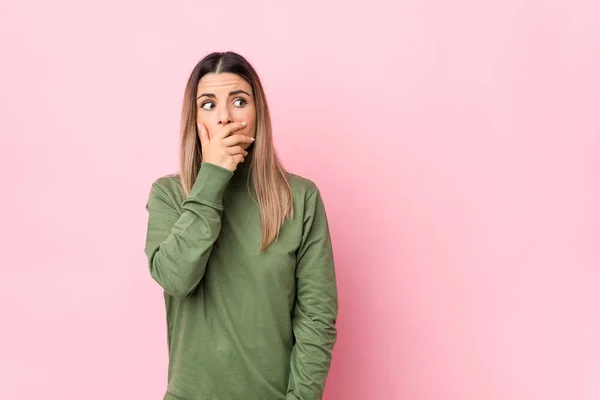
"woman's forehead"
197,72,251,92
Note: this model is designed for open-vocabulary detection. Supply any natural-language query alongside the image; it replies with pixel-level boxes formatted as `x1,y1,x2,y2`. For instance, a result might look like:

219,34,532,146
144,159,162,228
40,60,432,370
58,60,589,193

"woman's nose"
218,109,231,125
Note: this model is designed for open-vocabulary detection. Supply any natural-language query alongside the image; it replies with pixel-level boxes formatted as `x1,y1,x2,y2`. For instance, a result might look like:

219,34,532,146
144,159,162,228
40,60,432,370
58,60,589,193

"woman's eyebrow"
197,93,216,100
197,90,251,101
229,90,251,97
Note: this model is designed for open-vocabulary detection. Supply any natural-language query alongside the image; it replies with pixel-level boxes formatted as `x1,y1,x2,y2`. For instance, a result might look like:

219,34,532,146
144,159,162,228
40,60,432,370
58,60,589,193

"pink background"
2,0,599,399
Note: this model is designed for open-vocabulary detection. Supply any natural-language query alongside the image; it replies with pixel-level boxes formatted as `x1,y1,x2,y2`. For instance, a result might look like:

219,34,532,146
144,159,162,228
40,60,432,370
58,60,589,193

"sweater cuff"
187,162,233,207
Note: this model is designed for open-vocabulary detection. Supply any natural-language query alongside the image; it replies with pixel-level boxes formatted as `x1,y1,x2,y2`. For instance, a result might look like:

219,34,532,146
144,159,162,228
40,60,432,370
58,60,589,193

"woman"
144,51,338,400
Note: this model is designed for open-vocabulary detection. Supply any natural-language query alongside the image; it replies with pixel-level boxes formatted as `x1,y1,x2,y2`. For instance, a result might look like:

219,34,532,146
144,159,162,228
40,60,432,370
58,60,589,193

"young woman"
144,51,338,400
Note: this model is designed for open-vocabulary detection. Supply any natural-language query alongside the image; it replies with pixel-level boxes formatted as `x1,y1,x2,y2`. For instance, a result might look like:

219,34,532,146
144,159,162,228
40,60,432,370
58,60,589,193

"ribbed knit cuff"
187,162,233,207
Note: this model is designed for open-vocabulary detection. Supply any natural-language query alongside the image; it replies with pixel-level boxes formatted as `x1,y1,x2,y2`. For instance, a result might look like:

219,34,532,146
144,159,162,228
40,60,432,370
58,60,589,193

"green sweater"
143,155,338,400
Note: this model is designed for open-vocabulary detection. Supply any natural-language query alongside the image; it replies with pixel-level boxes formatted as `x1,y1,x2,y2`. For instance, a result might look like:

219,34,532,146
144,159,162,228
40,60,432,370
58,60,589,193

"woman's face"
196,72,256,150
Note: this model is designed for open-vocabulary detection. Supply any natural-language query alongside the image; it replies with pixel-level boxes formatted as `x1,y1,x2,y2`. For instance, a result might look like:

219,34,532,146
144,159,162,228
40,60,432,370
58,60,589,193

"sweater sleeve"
143,162,233,298
286,188,339,400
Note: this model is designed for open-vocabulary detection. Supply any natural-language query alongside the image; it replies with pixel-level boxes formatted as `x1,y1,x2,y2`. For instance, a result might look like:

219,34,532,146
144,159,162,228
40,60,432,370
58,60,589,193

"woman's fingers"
215,121,247,139
197,121,252,172
222,134,255,147
227,146,248,156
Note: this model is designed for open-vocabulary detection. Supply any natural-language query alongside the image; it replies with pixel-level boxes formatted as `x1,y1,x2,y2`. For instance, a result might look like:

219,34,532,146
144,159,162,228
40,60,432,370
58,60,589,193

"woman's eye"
233,98,247,107
201,102,214,110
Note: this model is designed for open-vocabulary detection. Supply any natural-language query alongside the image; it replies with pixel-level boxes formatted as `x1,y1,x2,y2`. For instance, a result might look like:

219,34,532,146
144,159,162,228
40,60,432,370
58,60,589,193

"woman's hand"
197,121,255,172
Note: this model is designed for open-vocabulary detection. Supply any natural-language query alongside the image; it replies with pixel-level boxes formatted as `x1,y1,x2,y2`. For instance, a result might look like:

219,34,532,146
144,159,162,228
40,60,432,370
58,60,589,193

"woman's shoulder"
286,171,320,198
148,173,184,202
151,172,181,189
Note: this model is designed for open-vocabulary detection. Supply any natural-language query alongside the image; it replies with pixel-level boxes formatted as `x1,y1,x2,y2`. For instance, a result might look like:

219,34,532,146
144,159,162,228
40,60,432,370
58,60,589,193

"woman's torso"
154,173,315,400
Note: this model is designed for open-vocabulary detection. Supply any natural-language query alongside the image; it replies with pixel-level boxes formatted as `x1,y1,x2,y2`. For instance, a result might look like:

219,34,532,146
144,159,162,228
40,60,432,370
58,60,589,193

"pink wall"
2,0,599,398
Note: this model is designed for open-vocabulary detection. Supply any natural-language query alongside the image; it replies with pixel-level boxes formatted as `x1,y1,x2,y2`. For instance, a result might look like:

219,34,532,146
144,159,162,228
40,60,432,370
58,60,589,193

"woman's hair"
179,51,293,252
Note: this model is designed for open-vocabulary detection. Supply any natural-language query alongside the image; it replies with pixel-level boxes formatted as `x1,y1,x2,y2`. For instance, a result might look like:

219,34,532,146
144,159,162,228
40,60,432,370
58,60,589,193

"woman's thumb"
197,122,209,145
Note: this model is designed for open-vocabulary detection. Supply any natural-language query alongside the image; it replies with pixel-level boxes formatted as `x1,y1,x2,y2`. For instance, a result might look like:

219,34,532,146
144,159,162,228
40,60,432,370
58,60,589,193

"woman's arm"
286,188,339,400
143,162,233,298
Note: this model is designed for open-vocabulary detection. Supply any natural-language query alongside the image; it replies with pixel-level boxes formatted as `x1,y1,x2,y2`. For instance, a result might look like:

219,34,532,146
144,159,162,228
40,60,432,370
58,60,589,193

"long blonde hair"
179,51,293,252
